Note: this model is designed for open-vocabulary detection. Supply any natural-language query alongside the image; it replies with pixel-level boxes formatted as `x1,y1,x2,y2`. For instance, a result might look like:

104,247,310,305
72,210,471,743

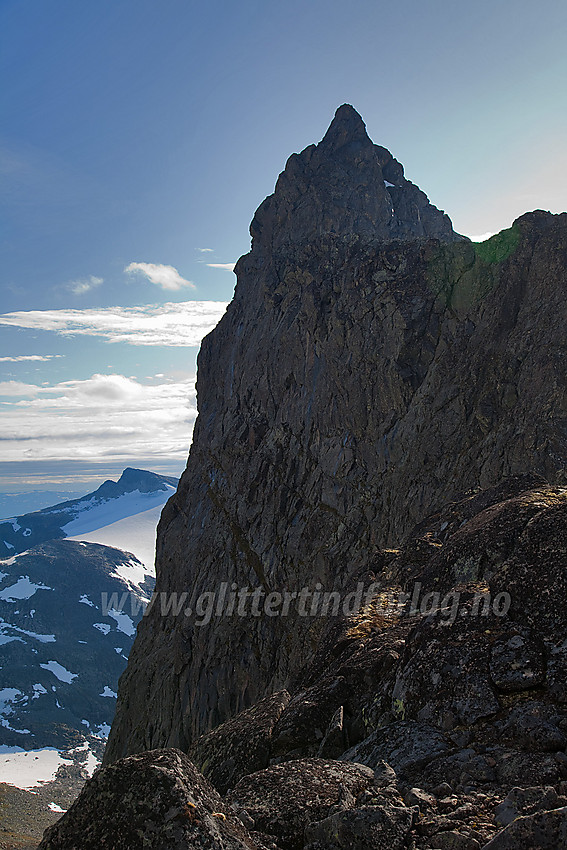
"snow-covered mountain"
0,539,154,750
0,538,154,839
67,502,167,572
0,467,178,559
0,468,178,809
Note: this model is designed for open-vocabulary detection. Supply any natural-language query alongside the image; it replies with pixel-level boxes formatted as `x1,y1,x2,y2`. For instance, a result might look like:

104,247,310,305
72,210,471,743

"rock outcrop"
105,105,567,766
38,749,274,849
44,478,567,848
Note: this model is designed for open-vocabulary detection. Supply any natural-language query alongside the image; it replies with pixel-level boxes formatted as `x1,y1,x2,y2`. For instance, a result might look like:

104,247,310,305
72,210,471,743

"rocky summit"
248,103,460,253
44,105,567,848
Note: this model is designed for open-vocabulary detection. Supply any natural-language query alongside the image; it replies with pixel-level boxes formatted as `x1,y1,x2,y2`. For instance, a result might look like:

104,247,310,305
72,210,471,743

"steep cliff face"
105,105,567,763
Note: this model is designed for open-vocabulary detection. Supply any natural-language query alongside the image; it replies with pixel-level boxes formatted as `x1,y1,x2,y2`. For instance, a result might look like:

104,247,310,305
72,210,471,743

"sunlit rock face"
104,104,567,764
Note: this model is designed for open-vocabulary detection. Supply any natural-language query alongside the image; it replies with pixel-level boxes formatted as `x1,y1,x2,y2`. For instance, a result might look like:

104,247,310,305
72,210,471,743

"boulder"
304,800,415,849
494,785,567,827
226,757,375,849
38,749,270,850
189,689,290,794
481,806,567,849
342,721,452,777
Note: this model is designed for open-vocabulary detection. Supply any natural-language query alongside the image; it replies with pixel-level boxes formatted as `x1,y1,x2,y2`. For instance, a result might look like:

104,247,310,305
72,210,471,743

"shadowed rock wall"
105,105,567,764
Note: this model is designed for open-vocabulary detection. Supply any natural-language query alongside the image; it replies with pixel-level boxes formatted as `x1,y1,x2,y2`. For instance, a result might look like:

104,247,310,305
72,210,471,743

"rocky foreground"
40,476,567,848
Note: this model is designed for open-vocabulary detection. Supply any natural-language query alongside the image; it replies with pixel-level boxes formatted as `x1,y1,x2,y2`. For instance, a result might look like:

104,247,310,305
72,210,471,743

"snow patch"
84,750,100,776
3,623,56,643
0,633,24,646
0,575,52,601
0,551,28,566
63,487,173,539
67,491,174,574
75,742,102,776
49,802,66,813
32,683,48,699
0,688,24,715
93,623,111,635
0,719,31,733
79,594,95,607
40,660,78,683
0,747,67,790
99,686,117,698
107,608,136,636
113,556,153,596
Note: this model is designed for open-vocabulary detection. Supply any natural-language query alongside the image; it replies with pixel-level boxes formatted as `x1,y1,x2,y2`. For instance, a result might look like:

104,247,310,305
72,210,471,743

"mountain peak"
249,105,460,254
320,103,370,150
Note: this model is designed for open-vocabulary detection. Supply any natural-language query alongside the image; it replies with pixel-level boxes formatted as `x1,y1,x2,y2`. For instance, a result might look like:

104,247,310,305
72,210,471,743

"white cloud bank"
206,262,236,271
125,262,194,291
0,355,63,363
0,373,197,463
0,301,228,347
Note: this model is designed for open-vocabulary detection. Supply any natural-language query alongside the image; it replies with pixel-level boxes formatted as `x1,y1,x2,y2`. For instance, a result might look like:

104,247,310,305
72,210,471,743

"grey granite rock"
494,785,567,827
431,833,481,850
226,757,375,849
188,689,290,794
249,104,460,256
489,632,545,692
341,720,452,776
38,749,270,849
481,806,567,849
105,105,567,770
304,800,415,849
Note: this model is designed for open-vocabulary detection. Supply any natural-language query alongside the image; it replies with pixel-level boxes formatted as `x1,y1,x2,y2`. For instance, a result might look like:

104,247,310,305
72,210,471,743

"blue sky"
1,0,566,493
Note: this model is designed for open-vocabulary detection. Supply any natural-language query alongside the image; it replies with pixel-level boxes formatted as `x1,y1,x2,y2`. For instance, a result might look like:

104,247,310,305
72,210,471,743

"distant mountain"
0,538,154,753
67,502,168,572
0,468,177,808
0,468,178,558
0,537,155,831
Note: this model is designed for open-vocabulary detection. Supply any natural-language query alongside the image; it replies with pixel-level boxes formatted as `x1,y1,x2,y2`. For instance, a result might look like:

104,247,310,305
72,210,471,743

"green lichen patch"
474,225,520,264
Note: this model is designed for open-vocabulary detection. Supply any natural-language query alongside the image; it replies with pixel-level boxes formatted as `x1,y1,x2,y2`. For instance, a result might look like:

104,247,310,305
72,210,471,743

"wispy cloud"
0,373,197,463
0,355,63,363
198,248,214,253
125,262,194,291
66,275,103,295
206,262,236,271
0,301,228,347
